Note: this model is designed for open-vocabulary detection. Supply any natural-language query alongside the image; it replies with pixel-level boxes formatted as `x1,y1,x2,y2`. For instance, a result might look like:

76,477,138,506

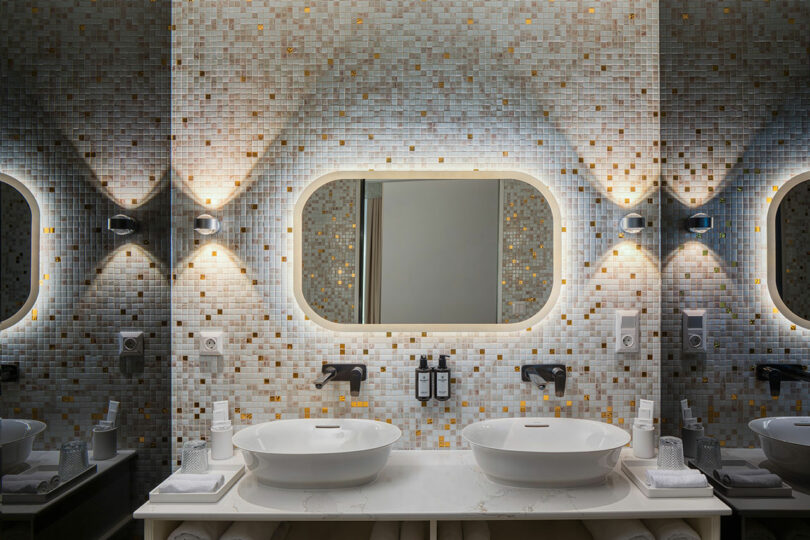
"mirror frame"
0,173,41,331
294,171,562,332
768,171,810,329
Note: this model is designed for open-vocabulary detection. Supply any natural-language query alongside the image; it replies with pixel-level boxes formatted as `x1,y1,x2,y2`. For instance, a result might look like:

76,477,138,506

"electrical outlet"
118,331,144,357
199,330,224,356
615,309,640,353
683,309,707,352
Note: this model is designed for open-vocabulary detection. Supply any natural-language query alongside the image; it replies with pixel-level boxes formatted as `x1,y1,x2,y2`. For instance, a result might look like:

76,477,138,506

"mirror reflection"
0,178,36,326
774,178,810,322
301,177,556,325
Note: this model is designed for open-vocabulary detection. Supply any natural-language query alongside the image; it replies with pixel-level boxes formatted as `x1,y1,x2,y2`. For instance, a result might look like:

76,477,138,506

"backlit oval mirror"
294,172,561,331
768,172,810,328
0,173,40,330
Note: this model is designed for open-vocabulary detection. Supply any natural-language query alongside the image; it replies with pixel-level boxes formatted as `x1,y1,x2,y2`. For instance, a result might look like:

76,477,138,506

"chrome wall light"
619,213,645,234
194,214,221,235
686,213,713,234
107,214,138,236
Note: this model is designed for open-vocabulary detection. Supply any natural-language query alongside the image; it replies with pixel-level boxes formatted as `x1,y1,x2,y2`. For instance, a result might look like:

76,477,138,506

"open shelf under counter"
135,448,731,540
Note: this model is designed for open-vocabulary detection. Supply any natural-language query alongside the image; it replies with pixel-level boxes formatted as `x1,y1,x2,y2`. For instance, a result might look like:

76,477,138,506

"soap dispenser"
415,355,432,401
433,355,451,401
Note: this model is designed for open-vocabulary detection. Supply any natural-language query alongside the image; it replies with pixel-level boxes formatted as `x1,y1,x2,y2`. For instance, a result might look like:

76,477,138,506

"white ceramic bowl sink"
462,417,631,487
232,419,401,488
1,419,47,473
749,416,810,483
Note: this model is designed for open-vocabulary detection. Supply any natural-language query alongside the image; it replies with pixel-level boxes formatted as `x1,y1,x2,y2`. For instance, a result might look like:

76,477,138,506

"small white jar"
210,424,234,460
632,421,655,459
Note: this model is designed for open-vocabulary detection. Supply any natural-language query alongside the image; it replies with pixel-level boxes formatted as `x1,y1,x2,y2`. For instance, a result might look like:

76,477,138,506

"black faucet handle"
765,368,781,398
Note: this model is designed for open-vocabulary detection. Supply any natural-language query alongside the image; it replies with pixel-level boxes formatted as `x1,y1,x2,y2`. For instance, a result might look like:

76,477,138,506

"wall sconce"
194,214,221,235
686,213,713,234
107,214,138,236
619,213,645,234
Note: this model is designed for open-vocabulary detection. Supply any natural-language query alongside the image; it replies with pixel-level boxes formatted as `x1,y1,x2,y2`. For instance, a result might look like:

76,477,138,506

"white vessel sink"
749,416,810,483
232,418,401,488
1,419,46,473
462,417,630,487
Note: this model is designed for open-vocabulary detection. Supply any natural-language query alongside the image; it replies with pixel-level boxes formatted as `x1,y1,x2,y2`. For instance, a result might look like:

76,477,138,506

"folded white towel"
370,522,400,540
220,521,280,540
158,473,225,494
646,470,708,488
584,519,655,540
461,521,490,540
438,521,462,540
400,521,427,540
167,520,230,540
2,478,49,494
642,518,700,540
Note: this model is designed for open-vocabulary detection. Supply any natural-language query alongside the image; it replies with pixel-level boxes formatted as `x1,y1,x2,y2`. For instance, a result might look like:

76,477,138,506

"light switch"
683,309,707,352
615,309,640,353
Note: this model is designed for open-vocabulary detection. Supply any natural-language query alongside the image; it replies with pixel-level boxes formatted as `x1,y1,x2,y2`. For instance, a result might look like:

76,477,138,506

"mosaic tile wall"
500,179,554,324
0,184,33,320
0,0,171,502
302,179,362,323
660,0,810,445
778,181,810,321
171,0,662,462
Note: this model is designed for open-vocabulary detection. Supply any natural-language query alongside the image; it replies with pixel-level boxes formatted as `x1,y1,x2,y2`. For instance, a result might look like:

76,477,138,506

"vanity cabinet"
136,449,730,540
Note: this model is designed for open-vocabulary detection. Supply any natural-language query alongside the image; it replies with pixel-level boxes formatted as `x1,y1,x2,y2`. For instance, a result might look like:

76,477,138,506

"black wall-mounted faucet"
521,364,566,397
756,364,810,397
314,364,367,397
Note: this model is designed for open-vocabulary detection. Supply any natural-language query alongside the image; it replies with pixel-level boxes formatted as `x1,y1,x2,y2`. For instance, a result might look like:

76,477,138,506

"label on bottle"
417,372,431,397
436,372,449,397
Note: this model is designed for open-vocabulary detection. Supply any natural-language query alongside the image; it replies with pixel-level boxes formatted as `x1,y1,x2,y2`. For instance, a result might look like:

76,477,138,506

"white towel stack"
2,472,61,494
642,519,700,540
584,519,655,540
167,521,231,540
645,469,708,489
220,521,280,540
158,473,225,493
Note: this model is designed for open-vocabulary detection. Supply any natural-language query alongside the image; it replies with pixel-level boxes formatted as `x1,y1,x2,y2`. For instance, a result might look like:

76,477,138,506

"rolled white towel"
400,521,427,540
584,519,655,540
3,471,60,490
2,478,49,494
158,473,225,493
646,470,708,489
437,521,462,540
167,521,230,540
642,519,700,540
220,521,280,540
370,522,400,540
461,521,490,540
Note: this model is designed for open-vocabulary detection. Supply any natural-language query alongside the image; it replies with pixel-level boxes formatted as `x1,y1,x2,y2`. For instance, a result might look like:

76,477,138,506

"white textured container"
462,417,631,487
211,425,233,460
232,419,401,488
632,424,655,459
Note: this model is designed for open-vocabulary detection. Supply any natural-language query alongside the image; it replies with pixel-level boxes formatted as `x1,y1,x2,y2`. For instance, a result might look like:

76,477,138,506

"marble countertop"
2,449,136,516
715,448,810,517
134,449,731,521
